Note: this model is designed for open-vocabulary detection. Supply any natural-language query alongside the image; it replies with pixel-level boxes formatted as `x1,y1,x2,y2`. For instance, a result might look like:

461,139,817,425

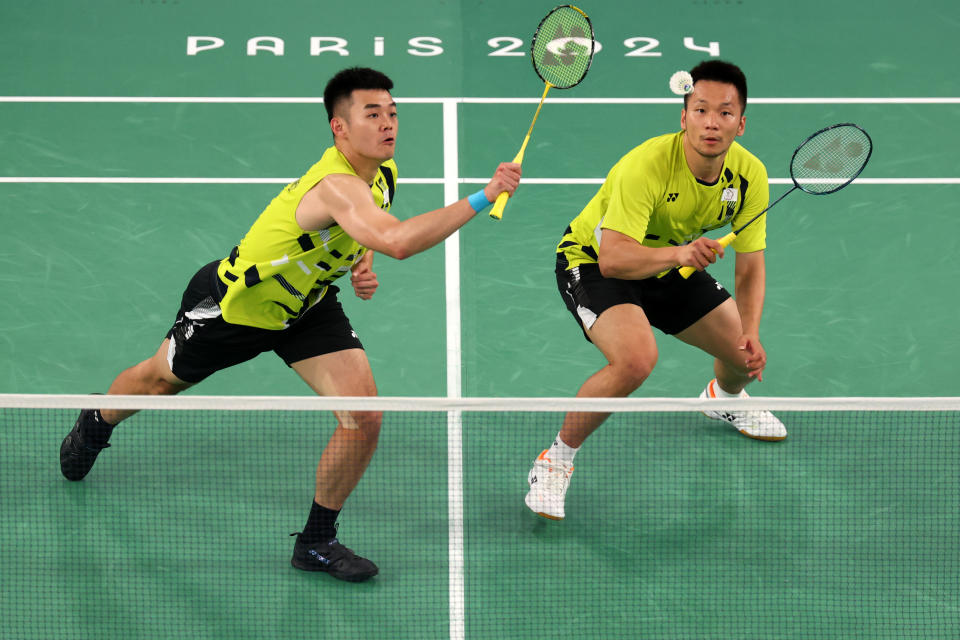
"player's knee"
151,378,188,396
718,357,751,379
614,355,656,390
339,410,382,440
358,410,382,439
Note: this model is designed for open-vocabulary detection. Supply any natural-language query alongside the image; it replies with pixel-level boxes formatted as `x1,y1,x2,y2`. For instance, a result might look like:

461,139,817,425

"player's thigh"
290,348,377,397
150,338,194,388
587,304,659,375
556,261,658,373
673,297,745,365
290,349,380,432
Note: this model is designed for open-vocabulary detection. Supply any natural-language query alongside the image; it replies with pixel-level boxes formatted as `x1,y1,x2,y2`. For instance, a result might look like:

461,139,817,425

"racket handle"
488,190,510,220
677,232,737,279
489,146,525,220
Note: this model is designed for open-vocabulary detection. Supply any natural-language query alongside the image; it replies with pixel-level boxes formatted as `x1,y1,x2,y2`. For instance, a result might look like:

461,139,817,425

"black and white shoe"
59,409,111,481
290,533,379,582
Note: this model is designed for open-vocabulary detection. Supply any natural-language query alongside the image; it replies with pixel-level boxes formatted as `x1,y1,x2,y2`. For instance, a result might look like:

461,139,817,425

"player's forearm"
379,198,477,260
734,256,765,335
599,245,682,280
352,249,374,271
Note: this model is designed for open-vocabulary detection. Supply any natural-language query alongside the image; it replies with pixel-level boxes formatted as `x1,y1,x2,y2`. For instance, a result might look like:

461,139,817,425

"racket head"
790,123,873,195
530,5,595,89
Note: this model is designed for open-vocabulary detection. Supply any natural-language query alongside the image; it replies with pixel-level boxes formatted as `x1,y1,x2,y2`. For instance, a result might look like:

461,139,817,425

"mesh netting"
530,6,594,89
2,395,957,639
791,124,872,194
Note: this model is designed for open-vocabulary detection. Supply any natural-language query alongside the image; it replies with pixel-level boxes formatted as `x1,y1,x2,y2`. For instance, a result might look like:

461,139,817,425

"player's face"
335,89,398,162
680,80,745,160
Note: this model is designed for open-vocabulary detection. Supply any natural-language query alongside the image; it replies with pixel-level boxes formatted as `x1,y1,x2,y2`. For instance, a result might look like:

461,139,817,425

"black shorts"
556,255,731,340
165,261,363,383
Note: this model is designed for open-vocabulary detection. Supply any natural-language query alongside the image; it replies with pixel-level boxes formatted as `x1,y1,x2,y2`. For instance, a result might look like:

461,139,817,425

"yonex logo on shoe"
308,549,331,565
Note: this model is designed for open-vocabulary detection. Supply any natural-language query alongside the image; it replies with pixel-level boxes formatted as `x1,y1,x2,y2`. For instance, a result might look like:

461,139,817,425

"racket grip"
678,232,737,279
488,190,510,220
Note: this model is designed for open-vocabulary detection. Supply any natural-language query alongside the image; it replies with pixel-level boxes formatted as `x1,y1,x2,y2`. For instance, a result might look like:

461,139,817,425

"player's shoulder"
615,132,681,177
725,140,768,178
296,146,351,185
628,131,681,159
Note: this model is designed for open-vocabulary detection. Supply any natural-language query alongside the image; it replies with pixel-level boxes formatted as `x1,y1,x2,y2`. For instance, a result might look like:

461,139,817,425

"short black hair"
683,60,748,114
323,67,394,122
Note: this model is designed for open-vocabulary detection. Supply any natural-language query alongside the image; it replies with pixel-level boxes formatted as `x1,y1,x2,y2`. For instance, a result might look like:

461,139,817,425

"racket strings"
531,6,594,89
791,125,872,194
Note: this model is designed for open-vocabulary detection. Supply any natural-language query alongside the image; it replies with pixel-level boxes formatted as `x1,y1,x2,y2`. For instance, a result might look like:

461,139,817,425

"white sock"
709,379,742,398
547,433,579,466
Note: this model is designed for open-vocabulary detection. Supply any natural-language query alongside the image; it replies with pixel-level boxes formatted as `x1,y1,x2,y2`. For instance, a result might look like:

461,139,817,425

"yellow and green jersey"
558,131,769,275
217,146,397,329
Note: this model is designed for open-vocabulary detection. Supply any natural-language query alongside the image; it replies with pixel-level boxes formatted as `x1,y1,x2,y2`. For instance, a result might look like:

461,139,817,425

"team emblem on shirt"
718,187,739,222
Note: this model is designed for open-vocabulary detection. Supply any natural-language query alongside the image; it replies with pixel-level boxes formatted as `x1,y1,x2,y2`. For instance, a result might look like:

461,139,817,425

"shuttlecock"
669,70,694,96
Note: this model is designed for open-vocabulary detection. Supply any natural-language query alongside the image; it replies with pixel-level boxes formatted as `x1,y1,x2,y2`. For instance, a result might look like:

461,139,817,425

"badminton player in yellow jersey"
59,67,521,580
526,60,786,520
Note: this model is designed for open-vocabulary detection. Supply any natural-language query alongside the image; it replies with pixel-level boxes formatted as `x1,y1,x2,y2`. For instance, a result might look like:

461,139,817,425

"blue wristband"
467,189,493,213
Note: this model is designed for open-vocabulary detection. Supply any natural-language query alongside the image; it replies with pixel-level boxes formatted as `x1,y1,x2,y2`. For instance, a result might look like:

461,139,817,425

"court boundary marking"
1,96,958,104
1,177,956,184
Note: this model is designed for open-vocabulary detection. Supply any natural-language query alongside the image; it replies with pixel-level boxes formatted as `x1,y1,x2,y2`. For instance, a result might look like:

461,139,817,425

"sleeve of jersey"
729,160,770,253
599,155,658,242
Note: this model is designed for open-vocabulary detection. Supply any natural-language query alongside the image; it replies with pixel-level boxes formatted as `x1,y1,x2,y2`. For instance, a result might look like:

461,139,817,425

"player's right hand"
677,237,724,271
483,162,522,201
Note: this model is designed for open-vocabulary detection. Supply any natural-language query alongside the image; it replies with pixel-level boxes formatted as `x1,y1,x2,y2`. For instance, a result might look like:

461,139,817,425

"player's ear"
330,116,346,138
680,109,687,131
737,115,745,137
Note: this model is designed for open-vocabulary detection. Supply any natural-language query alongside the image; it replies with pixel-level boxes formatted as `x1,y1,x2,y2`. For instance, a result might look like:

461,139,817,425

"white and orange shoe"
700,379,787,441
525,450,574,520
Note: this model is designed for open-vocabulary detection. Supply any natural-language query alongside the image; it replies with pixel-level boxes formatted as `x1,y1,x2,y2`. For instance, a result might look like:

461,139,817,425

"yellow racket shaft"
678,232,737,279
489,83,553,220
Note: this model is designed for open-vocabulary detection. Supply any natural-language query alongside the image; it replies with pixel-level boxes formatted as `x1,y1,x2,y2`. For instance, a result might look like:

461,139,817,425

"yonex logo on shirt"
666,193,679,202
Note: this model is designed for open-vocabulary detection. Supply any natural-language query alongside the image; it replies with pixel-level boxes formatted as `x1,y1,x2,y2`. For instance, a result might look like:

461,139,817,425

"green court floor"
1,1,958,638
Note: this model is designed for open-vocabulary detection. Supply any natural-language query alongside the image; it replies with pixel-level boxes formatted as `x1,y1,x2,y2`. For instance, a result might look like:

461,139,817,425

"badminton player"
525,60,785,521
60,67,521,581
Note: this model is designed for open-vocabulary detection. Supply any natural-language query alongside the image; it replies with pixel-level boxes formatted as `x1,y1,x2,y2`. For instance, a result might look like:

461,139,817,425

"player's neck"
682,136,726,184
335,143,381,185
687,157,724,184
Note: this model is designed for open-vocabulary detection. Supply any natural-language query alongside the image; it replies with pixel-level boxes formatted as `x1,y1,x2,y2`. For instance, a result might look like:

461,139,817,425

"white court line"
457,177,960,185
0,177,444,184
1,96,958,104
1,177,957,185
441,100,466,640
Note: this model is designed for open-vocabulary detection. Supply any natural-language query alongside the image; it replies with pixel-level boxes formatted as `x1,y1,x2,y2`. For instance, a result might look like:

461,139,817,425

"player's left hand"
351,258,379,300
738,334,766,381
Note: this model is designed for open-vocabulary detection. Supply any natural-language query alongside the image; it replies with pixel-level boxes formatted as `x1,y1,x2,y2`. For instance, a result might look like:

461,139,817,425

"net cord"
2,394,958,413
